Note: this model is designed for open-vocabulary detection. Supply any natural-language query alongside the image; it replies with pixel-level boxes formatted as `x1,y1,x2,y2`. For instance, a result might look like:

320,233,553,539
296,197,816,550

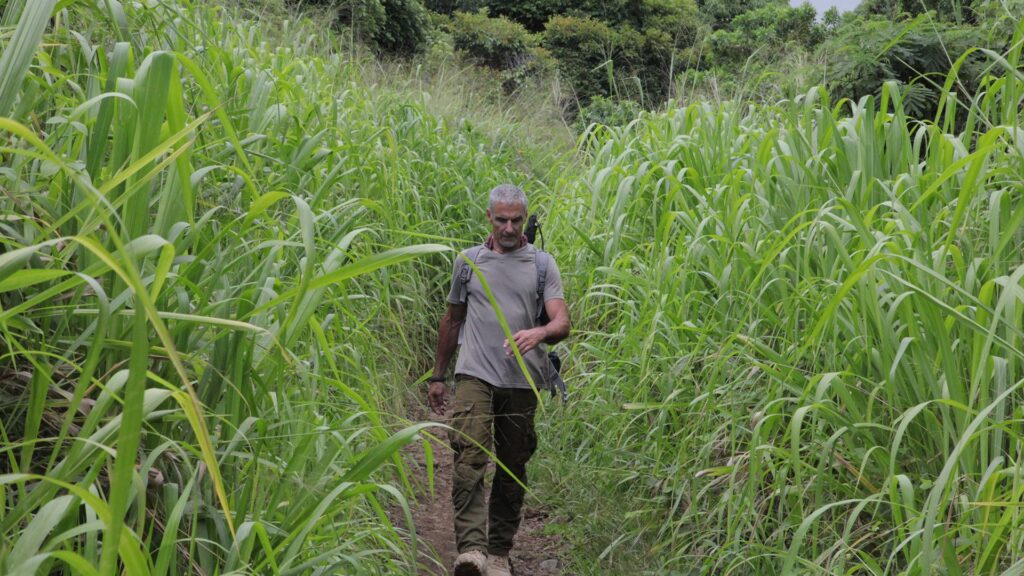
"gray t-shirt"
447,244,564,389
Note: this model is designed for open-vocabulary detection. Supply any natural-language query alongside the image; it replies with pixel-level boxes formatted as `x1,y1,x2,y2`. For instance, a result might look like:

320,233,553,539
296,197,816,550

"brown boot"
487,555,513,576
454,550,488,576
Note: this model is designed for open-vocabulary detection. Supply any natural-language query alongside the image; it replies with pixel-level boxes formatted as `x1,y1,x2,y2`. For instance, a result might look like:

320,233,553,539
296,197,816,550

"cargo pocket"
449,401,475,447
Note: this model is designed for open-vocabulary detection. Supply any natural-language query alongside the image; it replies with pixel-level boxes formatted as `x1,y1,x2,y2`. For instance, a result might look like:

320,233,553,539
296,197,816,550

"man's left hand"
504,327,546,357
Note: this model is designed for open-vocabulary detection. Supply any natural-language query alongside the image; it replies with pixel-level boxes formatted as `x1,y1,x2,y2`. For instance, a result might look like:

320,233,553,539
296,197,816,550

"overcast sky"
792,0,862,13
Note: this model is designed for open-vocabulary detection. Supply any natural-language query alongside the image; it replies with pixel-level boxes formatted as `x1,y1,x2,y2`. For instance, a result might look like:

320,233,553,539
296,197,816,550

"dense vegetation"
0,0,541,573
3,0,1024,575
541,41,1024,572
295,0,1022,122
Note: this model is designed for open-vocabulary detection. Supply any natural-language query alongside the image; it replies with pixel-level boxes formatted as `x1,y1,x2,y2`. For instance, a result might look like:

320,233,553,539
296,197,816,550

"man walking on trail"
428,184,570,576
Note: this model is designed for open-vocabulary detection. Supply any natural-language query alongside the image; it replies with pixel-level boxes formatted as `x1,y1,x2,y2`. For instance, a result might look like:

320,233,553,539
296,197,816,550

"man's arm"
541,298,570,344
506,298,570,357
428,302,467,413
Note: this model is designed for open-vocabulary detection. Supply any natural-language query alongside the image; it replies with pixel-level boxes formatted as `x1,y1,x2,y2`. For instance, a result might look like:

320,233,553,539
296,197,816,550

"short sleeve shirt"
447,244,564,389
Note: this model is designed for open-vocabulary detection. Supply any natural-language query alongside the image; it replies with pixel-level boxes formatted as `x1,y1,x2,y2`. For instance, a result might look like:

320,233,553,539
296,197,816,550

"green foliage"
422,0,558,31
336,0,387,41
972,0,1024,38
543,8,696,109
422,0,460,13
452,10,535,70
857,0,1024,27
542,15,616,105
822,6,841,30
558,0,701,106
573,94,643,131
540,24,1024,572
449,9,553,91
290,0,430,54
823,14,987,118
707,3,822,66
0,1,537,572
617,25,680,104
858,0,979,22
425,0,701,109
7,1,1024,575
429,0,702,35
474,0,564,32
564,0,700,32
378,0,431,54
696,0,784,29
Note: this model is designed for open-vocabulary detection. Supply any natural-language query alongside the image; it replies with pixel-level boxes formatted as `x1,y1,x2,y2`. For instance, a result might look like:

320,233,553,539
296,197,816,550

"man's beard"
498,234,519,249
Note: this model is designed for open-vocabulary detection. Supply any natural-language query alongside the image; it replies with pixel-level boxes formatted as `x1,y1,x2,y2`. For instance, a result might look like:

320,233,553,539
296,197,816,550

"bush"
476,0,565,32
473,0,702,33
334,0,387,43
449,10,552,91
422,0,463,14
543,15,618,106
377,0,431,55
696,0,779,29
573,95,643,132
544,13,690,109
822,14,987,118
972,0,1024,39
858,0,979,22
421,0,562,31
564,0,698,32
451,10,537,69
287,0,430,55
707,3,823,67
423,11,456,61
427,0,700,109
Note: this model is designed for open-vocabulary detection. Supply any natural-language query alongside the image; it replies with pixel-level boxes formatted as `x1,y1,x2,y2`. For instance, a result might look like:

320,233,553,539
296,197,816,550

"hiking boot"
454,550,488,576
488,555,512,576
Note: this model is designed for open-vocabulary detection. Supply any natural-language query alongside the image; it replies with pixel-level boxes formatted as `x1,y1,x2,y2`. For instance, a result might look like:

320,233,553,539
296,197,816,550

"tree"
696,0,785,29
857,0,981,23
373,0,431,55
423,0,702,110
543,15,618,104
823,6,840,30
822,14,987,118
542,1,701,109
448,10,553,91
707,3,822,67
287,0,431,55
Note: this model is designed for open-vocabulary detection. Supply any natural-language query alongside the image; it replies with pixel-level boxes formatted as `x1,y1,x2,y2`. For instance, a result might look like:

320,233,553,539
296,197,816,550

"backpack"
454,217,567,401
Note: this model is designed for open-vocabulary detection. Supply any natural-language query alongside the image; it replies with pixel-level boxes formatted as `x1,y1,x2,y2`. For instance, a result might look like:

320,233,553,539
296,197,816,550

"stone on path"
540,559,559,571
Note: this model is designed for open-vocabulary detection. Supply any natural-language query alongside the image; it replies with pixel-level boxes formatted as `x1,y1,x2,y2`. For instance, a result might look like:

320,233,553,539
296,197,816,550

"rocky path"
401,405,565,575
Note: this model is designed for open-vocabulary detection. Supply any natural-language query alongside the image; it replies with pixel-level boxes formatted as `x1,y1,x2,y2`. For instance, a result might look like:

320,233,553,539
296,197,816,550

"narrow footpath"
401,404,565,575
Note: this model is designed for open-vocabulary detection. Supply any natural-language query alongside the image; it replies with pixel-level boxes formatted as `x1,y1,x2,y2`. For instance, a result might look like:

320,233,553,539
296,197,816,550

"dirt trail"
400,405,565,575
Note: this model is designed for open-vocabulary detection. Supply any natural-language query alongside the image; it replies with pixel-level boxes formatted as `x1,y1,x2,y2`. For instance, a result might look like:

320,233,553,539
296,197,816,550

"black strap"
455,245,485,305
535,249,548,323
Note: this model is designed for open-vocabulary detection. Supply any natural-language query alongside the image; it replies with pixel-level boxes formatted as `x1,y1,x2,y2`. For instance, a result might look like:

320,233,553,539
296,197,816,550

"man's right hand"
427,381,447,414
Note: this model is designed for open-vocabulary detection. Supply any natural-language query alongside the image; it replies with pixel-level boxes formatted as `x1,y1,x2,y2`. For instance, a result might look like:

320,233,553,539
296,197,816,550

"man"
428,184,570,576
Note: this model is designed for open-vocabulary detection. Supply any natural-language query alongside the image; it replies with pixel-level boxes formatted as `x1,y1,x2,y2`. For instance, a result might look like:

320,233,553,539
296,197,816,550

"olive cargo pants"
450,376,538,555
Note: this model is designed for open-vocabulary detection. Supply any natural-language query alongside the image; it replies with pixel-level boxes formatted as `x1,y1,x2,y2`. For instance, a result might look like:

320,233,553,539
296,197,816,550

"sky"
792,0,862,13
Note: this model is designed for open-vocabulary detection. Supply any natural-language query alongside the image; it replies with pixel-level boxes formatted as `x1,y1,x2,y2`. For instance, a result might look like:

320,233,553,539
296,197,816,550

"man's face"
487,201,527,251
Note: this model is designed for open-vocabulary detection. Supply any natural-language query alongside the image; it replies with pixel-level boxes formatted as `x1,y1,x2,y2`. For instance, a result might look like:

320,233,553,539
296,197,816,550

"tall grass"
6,0,1024,574
540,20,1024,575
0,1,541,573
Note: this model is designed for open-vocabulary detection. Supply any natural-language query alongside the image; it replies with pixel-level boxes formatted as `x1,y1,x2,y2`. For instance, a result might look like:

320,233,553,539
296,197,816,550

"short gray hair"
489,184,528,212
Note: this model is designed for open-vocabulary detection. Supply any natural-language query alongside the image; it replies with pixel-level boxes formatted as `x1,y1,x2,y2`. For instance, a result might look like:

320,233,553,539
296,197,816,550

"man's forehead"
490,201,526,216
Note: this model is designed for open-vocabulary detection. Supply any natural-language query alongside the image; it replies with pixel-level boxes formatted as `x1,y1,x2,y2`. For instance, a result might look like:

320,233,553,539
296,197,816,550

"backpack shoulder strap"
456,245,485,346
534,249,549,321
455,245,485,305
